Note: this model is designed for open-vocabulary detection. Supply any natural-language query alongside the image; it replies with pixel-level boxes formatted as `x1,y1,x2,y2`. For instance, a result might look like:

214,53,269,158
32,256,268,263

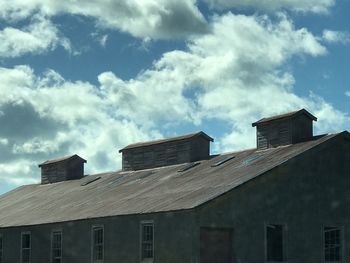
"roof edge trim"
252,109,317,127
119,131,214,152
38,154,87,167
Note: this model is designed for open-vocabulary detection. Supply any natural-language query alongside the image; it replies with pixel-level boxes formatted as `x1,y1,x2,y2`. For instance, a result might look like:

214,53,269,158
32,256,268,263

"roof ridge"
252,109,317,127
38,154,86,167
119,131,213,152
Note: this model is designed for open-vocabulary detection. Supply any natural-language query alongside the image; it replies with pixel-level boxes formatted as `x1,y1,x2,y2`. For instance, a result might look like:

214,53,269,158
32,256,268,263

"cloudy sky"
0,0,349,194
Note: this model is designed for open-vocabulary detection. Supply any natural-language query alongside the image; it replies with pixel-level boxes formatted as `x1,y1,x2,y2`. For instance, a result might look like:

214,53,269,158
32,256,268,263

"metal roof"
252,109,317,127
0,132,347,228
38,154,87,167
119,131,214,152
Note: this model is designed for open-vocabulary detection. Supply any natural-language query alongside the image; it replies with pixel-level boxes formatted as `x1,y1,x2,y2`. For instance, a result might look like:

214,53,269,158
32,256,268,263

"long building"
0,109,349,263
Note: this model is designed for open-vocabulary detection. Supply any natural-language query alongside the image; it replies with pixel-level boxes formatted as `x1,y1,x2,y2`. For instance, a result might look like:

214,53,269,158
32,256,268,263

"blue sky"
0,0,349,194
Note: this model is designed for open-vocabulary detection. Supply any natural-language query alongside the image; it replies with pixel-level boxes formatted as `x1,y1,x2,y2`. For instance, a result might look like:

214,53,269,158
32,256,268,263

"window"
211,156,235,167
92,226,104,262
51,231,62,263
21,232,31,263
324,227,342,262
242,152,265,166
177,162,200,172
141,222,154,261
266,224,285,262
81,176,101,186
0,234,3,263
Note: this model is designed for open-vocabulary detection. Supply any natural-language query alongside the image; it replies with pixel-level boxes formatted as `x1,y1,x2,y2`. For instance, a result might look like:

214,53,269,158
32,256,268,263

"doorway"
200,227,233,263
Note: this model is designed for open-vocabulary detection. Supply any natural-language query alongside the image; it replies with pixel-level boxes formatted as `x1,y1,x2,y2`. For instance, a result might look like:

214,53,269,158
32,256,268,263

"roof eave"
38,154,87,167
119,131,214,153
252,109,317,127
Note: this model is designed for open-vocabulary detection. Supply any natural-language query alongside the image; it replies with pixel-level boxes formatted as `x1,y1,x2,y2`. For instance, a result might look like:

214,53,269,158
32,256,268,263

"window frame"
20,231,31,263
140,220,154,263
323,225,344,263
264,223,287,262
51,230,63,263
91,225,104,263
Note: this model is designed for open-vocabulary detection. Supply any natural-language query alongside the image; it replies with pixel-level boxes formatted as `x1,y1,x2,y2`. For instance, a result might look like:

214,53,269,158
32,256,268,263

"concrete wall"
196,135,350,262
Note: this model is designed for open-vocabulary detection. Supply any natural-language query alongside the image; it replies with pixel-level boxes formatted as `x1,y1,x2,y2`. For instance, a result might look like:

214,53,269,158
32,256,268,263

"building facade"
0,109,349,263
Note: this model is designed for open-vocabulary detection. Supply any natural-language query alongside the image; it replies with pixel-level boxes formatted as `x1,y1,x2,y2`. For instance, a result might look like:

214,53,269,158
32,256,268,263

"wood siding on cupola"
119,132,213,171
252,109,317,149
39,155,86,184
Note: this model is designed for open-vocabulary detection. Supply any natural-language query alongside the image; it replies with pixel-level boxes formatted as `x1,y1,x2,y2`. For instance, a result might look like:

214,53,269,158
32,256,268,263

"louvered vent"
39,154,86,184
119,132,213,171
252,109,317,149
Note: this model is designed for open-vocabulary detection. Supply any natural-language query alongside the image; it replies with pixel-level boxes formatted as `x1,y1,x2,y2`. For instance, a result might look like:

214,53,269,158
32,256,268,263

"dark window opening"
266,224,285,262
92,226,104,262
81,176,101,186
178,162,200,172
211,156,235,167
141,222,154,261
324,227,341,262
51,231,62,263
21,232,31,263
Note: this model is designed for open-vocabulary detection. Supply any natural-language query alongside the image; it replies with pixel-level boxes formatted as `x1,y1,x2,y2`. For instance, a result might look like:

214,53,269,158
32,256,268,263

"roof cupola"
119,131,213,171
252,109,317,149
39,154,86,184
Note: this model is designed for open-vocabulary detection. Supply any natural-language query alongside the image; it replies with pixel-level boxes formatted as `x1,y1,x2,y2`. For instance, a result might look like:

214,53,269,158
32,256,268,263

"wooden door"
200,227,233,263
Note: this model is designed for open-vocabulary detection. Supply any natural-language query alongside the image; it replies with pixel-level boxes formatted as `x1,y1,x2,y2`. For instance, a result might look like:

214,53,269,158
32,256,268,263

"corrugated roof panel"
119,131,213,152
0,132,346,227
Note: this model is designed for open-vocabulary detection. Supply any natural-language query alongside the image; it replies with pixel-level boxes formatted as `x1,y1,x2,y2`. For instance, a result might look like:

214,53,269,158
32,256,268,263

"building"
0,109,349,263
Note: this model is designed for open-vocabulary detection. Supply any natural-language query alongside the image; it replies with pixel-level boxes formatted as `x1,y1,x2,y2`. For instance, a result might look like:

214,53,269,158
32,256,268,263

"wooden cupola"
119,131,213,171
39,154,86,184
252,109,317,149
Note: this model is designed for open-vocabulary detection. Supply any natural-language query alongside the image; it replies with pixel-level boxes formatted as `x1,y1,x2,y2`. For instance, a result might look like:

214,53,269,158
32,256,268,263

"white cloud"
0,138,8,145
96,13,346,151
99,35,108,47
0,160,38,185
0,65,163,186
0,12,348,190
0,15,71,57
204,0,335,13
0,0,208,39
91,32,109,47
322,30,350,44
345,91,350,97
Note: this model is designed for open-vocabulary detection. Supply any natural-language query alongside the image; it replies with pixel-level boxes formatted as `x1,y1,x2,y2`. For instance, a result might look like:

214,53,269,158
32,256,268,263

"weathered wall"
196,134,350,262
256,114,314,149
122,137,210,171
41,159,84,184
0,210,196,263
256,119,292,149
41,162,68,184
190,136,210,162
2,134,349,263
291,114,313,143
